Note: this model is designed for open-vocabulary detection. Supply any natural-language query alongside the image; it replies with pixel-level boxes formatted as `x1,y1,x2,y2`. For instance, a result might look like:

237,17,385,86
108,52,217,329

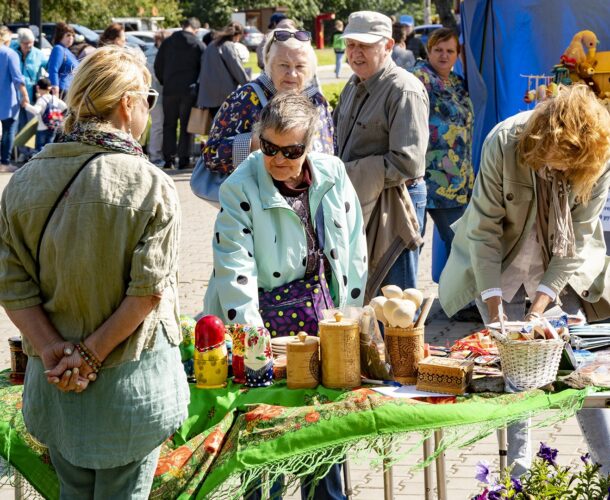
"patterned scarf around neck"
59,120,146,158
535,166,576,268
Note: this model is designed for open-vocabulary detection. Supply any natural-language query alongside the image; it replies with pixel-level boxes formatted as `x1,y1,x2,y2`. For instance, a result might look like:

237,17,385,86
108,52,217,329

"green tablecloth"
0,372,594,499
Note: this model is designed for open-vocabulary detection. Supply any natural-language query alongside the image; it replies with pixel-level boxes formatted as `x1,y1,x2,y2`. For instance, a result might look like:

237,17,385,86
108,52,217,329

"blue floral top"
412,61,474,209
203,73,335,175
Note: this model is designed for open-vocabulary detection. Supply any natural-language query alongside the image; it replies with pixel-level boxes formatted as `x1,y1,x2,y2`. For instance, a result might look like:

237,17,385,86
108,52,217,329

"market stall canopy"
461,0,610,171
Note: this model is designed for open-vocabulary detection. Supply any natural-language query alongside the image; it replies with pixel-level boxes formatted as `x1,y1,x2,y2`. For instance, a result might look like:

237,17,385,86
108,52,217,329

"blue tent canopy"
461,0,610,170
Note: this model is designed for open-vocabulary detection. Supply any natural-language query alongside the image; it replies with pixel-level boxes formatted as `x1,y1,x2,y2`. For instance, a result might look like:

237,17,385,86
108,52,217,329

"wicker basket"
492,333,564,390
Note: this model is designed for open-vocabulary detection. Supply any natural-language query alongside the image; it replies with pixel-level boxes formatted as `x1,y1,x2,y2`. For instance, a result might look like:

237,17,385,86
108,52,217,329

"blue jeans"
426,206,465,258
334,52,344,77
35,129,56,152
246,464,345,500
17,109,34,160
380,181,427,290
1,116,18,164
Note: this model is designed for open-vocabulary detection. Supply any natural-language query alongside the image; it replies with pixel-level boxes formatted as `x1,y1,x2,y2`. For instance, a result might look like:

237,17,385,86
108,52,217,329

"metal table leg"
383,442,394,500
343,459,353,499
434,430,447,500
497,426,508,473
423,436,434,500
14,470,24,500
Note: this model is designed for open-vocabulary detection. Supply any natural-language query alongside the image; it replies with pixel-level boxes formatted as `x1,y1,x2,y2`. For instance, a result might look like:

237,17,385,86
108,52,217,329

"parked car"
242,26,264,51
165,27,210,44
126,34,152,51
414,23,442,45
38,23,99,46
127,31,155,45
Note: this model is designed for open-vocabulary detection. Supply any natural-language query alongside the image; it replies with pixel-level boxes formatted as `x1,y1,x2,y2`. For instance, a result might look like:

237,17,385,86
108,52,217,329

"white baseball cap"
343,11,392,44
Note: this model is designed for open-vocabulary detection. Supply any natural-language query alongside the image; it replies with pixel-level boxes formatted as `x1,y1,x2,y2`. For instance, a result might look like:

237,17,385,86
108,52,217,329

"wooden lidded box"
416,356,474,395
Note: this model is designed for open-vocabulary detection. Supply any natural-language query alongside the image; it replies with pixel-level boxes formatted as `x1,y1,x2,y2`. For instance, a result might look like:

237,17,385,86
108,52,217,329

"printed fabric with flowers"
412,60,475,209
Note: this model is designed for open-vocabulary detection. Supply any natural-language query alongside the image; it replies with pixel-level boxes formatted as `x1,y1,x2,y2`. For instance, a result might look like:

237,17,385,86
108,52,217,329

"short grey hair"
17,27,35,43
263,29,317,83
254,92,319,150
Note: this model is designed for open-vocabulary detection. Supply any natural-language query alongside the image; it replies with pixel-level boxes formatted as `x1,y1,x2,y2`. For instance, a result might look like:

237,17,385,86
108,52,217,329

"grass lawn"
321,81,347,108
244,48,337,71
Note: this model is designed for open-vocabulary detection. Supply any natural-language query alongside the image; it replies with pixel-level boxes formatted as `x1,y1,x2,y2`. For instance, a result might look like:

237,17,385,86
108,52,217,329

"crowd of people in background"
0,12,441,175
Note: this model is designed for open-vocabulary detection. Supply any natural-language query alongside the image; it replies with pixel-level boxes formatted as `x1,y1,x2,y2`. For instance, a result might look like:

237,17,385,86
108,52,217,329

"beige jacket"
440,112,610,320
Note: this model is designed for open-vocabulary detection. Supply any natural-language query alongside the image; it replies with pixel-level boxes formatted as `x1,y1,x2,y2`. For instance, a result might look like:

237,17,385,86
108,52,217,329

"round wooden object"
385,325,425,384
319,313,361,389
286,332,320,389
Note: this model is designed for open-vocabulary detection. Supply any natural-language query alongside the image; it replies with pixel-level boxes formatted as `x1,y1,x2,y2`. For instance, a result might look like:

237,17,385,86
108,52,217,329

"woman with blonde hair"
440,84,610,475
0,46,189,497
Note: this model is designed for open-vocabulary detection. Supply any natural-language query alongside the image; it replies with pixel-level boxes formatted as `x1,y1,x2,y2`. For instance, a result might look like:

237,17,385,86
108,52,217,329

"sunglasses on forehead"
272,30,312,42
260,136,307,159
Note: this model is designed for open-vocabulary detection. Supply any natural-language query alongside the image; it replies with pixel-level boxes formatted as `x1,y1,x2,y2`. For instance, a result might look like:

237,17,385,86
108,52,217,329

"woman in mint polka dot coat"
203,93,367,331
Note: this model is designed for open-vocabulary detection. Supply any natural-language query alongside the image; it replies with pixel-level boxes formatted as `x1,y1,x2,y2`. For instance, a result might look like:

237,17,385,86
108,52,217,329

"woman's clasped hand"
42,341,99,392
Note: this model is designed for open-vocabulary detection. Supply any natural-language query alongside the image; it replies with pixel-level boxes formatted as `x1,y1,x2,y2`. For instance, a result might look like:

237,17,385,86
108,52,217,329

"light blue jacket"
11,43,48,101
204,151,368,326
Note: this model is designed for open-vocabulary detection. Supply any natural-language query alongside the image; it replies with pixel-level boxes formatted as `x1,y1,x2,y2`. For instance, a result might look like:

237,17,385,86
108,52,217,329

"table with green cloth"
0,371,596,499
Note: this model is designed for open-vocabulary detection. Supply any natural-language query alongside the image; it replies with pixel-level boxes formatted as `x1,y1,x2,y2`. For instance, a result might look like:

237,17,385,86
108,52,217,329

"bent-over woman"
440,84,610,475
204,92,366,499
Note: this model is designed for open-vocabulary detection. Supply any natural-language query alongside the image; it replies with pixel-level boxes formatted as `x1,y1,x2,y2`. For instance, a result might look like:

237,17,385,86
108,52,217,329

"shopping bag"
190,156,228,208
187,107,212,135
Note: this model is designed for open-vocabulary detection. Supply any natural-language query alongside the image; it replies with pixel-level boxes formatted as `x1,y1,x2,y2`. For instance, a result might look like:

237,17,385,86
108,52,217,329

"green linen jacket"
0,142,182,366
439,111,610,320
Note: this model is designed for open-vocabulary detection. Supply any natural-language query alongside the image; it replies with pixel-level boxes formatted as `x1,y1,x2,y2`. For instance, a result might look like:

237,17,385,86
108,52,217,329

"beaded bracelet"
75,342,102,374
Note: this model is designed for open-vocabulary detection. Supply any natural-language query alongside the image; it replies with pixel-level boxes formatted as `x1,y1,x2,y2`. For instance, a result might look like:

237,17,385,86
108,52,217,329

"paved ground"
0,133,589,498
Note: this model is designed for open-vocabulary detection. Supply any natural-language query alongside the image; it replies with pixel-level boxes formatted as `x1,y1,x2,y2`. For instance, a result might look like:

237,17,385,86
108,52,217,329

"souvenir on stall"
194,315,229,389
552,29,610,108
179,315,196,378
416,356,474,395
244,326,274,387
319,312,360,389
227,324,247,384
9,336,27,383
368,286,432,384
286,332,320,389
488,319,564,390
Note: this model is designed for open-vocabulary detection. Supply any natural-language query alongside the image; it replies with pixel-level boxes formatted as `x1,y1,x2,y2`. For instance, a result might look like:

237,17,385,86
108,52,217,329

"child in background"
23,77,67,152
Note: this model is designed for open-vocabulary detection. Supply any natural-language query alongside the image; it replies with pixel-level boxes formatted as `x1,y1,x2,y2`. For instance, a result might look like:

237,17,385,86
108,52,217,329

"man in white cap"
334,10,429,299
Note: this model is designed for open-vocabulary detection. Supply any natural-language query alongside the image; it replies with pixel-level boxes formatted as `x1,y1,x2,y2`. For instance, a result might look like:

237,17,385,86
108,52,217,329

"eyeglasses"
272,30,312,42
260,135,307,159
132,88,159,111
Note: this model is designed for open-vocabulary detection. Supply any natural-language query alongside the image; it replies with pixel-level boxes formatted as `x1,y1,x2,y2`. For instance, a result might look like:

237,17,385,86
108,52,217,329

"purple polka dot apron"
258,204,334,337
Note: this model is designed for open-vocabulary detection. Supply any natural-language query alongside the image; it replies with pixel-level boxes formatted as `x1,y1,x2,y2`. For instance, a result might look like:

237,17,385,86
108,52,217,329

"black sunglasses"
260,136,307,160
273,30,312,42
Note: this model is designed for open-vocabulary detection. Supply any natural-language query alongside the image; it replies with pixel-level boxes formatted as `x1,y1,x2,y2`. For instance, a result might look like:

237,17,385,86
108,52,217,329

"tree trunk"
433,0,458,31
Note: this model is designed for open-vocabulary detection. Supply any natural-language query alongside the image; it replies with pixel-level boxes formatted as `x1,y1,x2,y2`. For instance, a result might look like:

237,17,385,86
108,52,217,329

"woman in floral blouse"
202,28,334,176
412,28,474,258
